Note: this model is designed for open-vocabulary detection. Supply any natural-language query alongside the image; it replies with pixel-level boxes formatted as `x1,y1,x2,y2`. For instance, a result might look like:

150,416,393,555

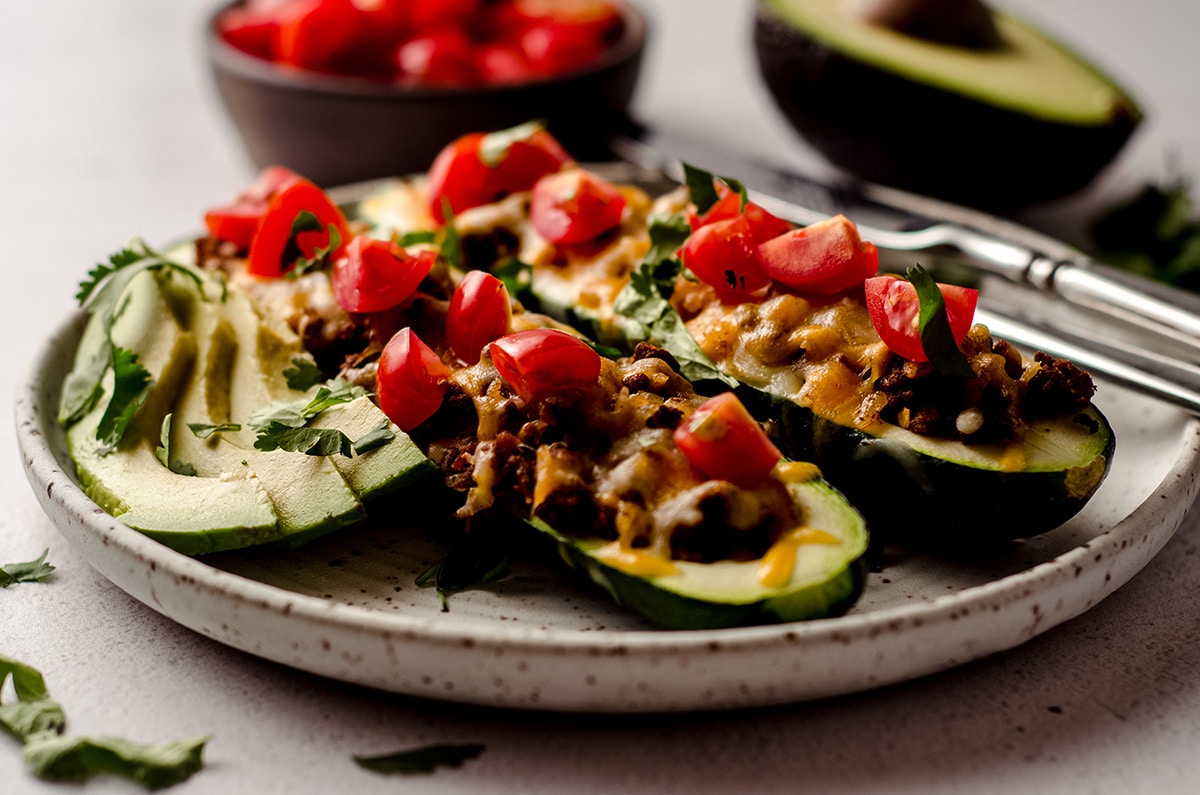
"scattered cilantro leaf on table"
354,743,485,775
1,655,207,789
0,550,54,588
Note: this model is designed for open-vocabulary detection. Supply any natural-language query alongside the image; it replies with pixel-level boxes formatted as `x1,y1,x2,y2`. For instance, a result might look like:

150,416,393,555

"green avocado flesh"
754,0,1141,205
63,260,432,556
530,476,868,630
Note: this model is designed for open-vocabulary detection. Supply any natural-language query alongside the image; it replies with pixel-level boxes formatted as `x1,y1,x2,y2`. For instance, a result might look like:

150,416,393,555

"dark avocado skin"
753,1,1141,208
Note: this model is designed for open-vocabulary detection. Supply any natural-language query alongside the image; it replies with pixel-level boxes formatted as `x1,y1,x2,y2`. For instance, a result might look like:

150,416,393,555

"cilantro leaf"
439,211,463,272
1,655,208,789
282,357,325,391
283,210,342,278
60,244,206,428
492,257,535,304
354,743,485,775
1091,178,1200,291
154,415,195,476
95,347,153,455
0,550,55,588
416,547,510,611
247,381,366,430
611,217,737,389
186,422,241,439
22,733,209,790
478,120,542,167
681,162,747,214
253,423,355,457
907,264,975,378
395,229,437,247
352,420,395,455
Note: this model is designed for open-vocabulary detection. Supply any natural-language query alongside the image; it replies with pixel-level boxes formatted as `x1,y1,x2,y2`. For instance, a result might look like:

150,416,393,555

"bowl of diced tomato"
206,0,647,186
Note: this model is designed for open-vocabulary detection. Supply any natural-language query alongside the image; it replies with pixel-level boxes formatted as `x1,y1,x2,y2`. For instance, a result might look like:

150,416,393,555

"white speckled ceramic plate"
18,163,1200,712
19,303,1200,712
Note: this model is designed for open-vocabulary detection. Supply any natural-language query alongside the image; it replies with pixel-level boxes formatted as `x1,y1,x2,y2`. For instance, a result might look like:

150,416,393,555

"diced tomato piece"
519,21,607,75
687,180,744,231
756,214,879,296
425,123,574,223
217,7,279,60
394,28,479,86
475,43,533,84
674,393,782,487
446,270,513,364
681,203,792,303
331,236,436,313
376,328,452,431
489,328,601,403
245,178,350,277
409,0,481,31
204,166,303,251
530,168,626,244
275,0,363,73
863,275,979,363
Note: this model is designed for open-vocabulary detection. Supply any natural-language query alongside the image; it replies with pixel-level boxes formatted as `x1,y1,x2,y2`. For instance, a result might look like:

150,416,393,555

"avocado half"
753,0,1142,207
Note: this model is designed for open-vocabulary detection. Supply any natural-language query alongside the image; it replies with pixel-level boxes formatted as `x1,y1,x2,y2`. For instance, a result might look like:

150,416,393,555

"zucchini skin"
748,387,1116,547
526,476,869,630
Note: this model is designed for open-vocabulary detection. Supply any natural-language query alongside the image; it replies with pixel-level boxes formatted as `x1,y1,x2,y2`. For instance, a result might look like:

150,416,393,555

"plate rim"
19,305,1200,711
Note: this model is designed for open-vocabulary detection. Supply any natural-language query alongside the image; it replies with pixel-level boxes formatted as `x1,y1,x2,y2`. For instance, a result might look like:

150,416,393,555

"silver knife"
611,128,1200,358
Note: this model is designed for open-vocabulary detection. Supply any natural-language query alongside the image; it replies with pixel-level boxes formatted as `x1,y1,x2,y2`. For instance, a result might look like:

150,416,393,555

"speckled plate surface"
18,298,1200,712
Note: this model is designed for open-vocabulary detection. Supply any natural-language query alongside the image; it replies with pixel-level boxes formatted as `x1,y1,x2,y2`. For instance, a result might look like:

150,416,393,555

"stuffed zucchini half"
353,123,1114,546
190,156,869,629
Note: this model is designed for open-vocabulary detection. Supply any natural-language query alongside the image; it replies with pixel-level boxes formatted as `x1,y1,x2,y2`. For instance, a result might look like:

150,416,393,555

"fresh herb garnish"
94,347,153,455
907,264,975,378
492,256,535,303
1091,177,1200,290
351,419,395,455
395,229,438,247
682,162,747,214
354,743,485,775
0,550,54,588
252,423,356,457
61,243,207,430
282,357,325,391
583,338,624,358
283,210,342,278
439,209,463,271
186,422,241,439
0,655,207,790
154,415,195,476
247,381,391,457
611,215,737,389
478,120,542,167
416,547,511,611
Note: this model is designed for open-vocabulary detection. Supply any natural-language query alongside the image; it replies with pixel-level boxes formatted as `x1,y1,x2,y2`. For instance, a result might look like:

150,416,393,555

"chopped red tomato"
518,21,608,75
246,178,350,278
275,0,362,73
863,275,979,363
446,270,513,364
376,327,452,431
425,123,574,223
475,43,533,84
681,203,791,303
756,214,879,296
204,166,301,252
216,7,279,60
673,393,781,487
409,0,481,30
489,328,600,403
687,179,743,231
394,29,479,85
331,236,436,313
530,168,626,244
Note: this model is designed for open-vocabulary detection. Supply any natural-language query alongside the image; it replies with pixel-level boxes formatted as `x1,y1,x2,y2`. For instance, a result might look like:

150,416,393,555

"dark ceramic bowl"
206,2,647,187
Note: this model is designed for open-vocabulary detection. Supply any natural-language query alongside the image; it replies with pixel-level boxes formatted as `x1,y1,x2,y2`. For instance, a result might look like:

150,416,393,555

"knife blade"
610,127,1200,358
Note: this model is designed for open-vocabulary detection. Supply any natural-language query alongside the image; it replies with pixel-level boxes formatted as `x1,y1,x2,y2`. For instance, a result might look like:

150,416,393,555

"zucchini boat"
352,124,1114,546
184,162,870,629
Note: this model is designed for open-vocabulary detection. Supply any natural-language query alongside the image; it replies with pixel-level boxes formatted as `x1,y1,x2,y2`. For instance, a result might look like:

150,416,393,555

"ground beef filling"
410,344,800,564
675,285,1097,445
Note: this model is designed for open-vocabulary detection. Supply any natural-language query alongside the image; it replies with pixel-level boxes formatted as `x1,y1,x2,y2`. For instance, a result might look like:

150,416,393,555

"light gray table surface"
3,1,1200,792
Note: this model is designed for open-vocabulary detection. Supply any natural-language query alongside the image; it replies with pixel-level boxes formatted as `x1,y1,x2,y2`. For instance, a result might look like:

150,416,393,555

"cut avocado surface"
754,0,1141,206
62,261,431,555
